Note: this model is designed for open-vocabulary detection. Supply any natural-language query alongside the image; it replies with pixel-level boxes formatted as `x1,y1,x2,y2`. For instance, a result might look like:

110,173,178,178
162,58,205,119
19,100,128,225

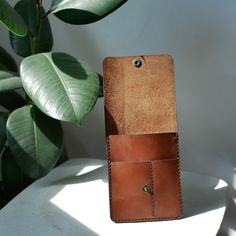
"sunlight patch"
214,179,228,190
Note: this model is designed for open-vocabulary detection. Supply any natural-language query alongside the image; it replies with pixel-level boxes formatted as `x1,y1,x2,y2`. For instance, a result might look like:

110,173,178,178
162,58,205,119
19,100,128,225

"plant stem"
42,9,51,20
31,1,43,55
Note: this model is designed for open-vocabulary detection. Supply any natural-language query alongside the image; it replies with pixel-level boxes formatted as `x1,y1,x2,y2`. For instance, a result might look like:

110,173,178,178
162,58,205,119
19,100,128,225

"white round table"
0,158,228,236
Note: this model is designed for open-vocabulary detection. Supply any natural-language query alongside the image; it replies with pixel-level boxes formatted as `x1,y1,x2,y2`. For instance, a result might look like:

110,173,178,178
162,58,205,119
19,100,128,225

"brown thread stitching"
148,161,155,217
176,133,183,218
111,158,178,163
109,133,183,222
113,215,182,223
106,136,113,219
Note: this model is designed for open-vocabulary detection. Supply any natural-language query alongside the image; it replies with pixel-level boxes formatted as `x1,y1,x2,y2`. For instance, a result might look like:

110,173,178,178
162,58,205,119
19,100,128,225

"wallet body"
104,55,182,222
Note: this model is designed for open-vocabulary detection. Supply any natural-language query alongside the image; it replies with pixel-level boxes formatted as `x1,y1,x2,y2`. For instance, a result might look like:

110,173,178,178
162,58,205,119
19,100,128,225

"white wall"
1,0,236,235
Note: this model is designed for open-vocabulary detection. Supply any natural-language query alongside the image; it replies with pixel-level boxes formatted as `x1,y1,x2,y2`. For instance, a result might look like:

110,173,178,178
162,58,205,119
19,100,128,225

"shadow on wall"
160,2,236,235
62,98,106,158
49,1,236,234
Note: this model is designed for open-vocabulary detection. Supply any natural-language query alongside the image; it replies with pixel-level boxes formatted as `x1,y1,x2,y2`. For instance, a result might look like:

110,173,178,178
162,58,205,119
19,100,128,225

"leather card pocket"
108,133,178,162
109,161,154,221
109,159,182,222
107,133,182,222
152,159,182,218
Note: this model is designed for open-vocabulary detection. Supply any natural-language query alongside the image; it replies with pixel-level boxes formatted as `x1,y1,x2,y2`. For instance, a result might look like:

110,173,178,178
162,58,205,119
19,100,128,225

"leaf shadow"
54,9,100,25
51,52,87,80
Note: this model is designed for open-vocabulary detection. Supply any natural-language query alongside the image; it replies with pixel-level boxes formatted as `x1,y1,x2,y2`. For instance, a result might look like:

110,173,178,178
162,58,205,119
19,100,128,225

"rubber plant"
0,0,127,207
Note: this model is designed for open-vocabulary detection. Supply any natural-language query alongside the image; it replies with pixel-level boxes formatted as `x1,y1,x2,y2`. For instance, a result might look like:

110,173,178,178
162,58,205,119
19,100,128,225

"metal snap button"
143,185,153,194
132,59,142,68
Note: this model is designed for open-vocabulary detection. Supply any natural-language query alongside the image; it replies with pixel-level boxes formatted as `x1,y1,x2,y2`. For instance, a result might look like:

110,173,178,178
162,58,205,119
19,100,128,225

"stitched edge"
108,132,183,223
112,215,182,223
176,133,183,218
111,157,178,163
107,136,113,220
148,161,155,217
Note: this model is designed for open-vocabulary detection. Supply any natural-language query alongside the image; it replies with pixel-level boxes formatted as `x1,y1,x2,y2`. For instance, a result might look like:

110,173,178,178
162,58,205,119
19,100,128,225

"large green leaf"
0,46,18,72
9,0,53,57
50,0,127,25
20,52,99,123
1,148,33,201
0,91,25,111
0,70,21,92
0,0,27,36
0,112,8,151
6,105,63,179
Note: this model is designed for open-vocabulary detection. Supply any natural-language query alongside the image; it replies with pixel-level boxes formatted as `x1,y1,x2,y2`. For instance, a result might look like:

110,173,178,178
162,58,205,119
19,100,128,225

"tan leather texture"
103,55,182,223
104,55,177,136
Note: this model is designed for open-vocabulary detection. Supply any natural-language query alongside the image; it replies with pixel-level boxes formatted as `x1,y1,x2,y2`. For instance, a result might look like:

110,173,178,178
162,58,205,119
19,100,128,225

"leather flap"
104,55,177,136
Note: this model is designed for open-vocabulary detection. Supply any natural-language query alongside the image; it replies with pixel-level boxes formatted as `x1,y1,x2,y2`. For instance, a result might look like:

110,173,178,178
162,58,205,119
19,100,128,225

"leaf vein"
43,53,79,121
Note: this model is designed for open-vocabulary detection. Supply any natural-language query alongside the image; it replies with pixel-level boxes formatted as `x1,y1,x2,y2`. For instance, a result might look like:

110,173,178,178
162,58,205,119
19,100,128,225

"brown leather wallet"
104,55,182,222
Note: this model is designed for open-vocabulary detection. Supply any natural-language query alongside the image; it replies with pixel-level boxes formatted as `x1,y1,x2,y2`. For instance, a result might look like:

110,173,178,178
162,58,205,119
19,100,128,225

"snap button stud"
143,185,152,194
132,59,142,68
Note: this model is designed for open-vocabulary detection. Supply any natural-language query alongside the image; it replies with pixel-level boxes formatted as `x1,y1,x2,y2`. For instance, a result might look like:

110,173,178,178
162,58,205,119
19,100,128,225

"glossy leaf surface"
51,0,127,24
20,52,99,123
0,71,21,92
0,0,27,36
9,0,53,57
6,105,63,179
